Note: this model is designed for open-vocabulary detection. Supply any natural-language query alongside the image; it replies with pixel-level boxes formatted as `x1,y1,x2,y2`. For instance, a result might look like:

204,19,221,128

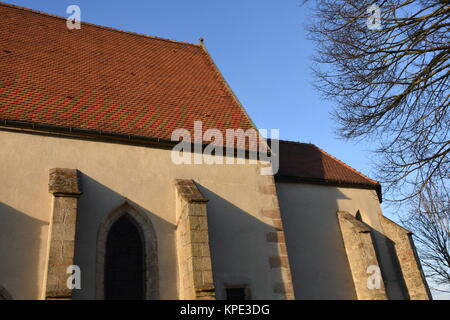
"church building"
0,3,431,300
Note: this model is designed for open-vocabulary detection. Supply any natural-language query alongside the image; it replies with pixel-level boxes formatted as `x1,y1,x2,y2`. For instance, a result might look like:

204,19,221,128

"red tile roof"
0,3,255,145
275,140,380,192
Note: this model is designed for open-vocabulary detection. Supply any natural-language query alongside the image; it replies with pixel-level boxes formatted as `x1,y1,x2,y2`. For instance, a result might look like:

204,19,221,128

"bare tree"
307,0,450,201
402,180,450,290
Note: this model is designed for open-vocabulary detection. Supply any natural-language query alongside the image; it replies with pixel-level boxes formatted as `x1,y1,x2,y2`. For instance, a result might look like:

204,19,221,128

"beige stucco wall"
0,129,285,299
276,182,409,300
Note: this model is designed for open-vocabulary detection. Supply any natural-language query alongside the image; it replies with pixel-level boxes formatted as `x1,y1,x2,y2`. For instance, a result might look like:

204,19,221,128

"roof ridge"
0,2,202,48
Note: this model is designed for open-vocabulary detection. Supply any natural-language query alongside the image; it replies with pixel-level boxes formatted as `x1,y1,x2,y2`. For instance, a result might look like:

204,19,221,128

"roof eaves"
0,119,265,157
275,174,383,203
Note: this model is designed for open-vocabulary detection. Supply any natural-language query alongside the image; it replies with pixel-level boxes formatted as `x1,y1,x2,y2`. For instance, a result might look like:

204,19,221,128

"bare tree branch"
307,0,450,202
402,180,450,287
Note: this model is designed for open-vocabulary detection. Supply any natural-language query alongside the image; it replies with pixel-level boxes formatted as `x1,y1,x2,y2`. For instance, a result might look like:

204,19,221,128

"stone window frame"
0,285,13,300
96,201,159,300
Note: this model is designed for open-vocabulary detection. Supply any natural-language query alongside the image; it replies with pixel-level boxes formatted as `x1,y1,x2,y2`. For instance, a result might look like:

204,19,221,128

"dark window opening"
226,287,248,300
105,214,145,300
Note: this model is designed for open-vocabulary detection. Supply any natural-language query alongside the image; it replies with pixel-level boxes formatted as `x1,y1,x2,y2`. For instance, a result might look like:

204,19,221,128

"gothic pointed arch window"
96,201,159,300
105,214,144,300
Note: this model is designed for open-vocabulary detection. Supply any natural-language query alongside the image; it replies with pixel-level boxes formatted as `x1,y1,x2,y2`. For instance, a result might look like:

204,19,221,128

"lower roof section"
273,140,382,202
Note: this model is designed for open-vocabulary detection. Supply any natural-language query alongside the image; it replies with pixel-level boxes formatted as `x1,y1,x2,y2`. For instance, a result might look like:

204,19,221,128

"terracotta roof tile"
0,3,255,145
275,140,379,188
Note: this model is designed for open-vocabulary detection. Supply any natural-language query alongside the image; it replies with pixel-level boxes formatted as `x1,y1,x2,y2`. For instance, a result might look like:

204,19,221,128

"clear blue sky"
1,1,383,207
3,0,449,299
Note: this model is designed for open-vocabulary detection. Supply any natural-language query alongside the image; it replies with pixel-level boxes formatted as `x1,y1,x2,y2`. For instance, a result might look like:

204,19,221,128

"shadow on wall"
0,202,48,299
196,183,288,300
275,143,357,299
73,173,176,300
276,143,410,300
277,182,358,300
371,228,410,300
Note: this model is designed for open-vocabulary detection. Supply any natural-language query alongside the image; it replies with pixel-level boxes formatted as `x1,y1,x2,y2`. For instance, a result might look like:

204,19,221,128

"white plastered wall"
0,130,283,299
276,182,408,300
